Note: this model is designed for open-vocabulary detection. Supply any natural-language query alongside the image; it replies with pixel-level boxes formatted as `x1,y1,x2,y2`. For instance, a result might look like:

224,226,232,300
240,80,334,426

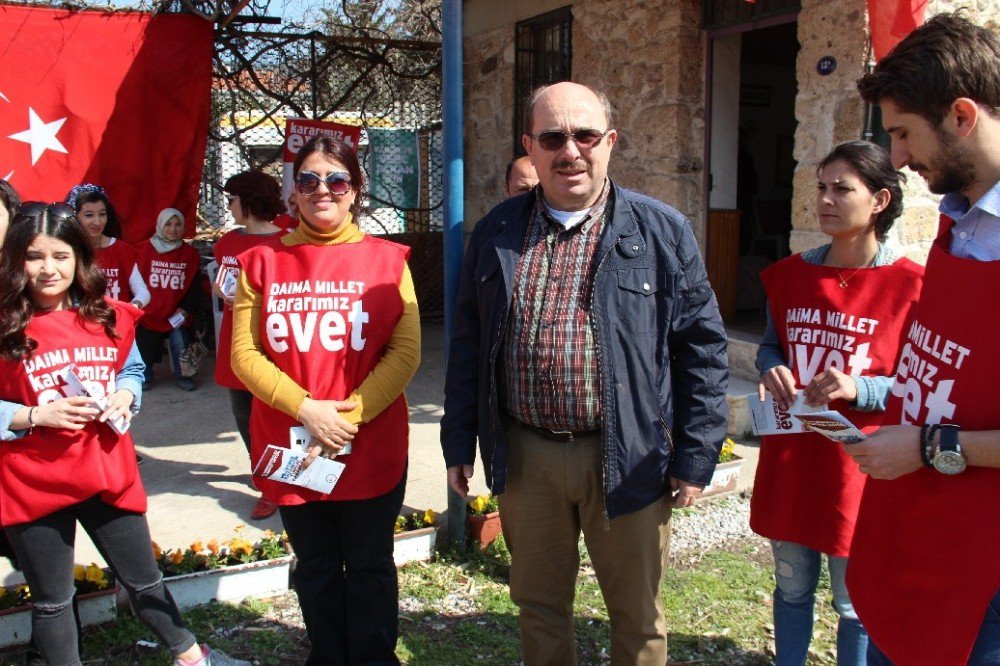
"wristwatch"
932,424,967,475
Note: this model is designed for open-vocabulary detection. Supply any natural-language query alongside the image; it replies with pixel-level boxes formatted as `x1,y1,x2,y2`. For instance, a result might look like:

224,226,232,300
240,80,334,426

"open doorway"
707,19,799,336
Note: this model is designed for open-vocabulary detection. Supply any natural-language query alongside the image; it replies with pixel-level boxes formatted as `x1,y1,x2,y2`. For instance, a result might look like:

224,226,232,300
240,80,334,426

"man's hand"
804,367,857,406
668,477,703,508
759,365,797,411
842,424,923,480
448,464,475,498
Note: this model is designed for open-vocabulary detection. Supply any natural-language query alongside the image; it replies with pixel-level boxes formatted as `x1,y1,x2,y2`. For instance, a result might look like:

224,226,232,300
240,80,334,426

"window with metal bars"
514,6,573,156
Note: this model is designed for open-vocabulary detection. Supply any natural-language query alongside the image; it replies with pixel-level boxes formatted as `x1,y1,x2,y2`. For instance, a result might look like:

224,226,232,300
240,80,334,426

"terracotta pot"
466,511,502,549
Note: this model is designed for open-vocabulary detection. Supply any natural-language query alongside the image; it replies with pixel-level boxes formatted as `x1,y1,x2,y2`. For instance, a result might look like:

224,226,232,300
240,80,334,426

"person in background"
847,14,1000,665
0,203,249,666
135,208,201,391
504,155,539,198
0,178,22,572
215,171,285,521
751,141,923,666
0,179,19,240
66,184,150,308
272,190,299,232
231,135,420,664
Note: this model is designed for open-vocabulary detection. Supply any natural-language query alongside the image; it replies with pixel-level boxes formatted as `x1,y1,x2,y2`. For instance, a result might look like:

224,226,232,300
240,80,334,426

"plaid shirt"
502,182,611,431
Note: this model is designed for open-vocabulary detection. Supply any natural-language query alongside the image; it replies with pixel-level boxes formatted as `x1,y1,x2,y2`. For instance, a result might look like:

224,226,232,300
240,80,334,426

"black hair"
817,141,906,241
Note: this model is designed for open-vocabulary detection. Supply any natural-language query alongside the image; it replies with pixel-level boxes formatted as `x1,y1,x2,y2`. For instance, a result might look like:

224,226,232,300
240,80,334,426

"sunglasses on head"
19,201,77,220
294,171,353,196
529,129,610,151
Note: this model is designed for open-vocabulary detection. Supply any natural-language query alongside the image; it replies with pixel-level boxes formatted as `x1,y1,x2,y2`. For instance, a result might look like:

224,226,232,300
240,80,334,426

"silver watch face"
933,450,967,475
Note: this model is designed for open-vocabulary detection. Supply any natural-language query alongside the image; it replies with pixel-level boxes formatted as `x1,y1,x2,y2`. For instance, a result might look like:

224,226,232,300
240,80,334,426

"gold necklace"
833,252,876,288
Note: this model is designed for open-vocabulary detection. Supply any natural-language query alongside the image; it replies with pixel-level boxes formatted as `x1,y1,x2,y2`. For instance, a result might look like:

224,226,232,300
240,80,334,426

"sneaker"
175,644,251,666
176,378,196,392
250,495,279,520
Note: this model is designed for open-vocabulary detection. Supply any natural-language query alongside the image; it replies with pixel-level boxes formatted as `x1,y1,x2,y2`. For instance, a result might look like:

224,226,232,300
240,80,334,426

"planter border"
702,455,745,498
393,525,437,565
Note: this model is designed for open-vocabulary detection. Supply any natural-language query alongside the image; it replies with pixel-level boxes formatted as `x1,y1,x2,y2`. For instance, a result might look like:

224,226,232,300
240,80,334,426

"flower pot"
702,455,745,498
466,511,502,550
393,526,437,565
130,555,293,611
0,585,118,648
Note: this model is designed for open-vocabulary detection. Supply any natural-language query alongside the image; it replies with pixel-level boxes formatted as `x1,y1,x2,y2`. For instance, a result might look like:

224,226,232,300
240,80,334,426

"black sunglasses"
529,129,610,151
18,201,77,220
294,171,352,196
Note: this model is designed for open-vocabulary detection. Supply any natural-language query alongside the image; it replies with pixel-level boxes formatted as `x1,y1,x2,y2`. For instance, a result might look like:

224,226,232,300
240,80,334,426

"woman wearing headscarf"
135,208,201,391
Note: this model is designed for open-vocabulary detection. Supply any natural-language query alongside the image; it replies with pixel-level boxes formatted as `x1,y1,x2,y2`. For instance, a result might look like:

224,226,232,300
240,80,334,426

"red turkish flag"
0,5,213,243
867,0,928,61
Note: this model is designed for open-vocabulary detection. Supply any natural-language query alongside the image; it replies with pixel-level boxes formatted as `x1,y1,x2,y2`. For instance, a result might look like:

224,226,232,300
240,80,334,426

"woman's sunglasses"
18,201,77,220
294,171,353,196
528,129,610,152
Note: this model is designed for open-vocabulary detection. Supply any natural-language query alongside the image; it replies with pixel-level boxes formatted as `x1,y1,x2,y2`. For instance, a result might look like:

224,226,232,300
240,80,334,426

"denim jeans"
5,496,195,666
867,588,1000,665
278,473,406,666
137,325,188,383
771,540,868,666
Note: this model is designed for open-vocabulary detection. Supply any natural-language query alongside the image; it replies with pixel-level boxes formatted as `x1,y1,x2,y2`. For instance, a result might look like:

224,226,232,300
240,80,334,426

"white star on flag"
9,108,68,165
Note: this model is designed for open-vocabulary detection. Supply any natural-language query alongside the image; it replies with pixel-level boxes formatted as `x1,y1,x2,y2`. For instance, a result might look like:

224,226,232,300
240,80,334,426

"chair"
204,259,224,350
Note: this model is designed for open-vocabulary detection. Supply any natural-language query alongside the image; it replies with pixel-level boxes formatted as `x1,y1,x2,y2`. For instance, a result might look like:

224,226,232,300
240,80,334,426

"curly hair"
0,203,117,361
223,171,285,222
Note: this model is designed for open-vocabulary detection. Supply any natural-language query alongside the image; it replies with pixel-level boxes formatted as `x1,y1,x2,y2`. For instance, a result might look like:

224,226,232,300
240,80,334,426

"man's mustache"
552,159,590,171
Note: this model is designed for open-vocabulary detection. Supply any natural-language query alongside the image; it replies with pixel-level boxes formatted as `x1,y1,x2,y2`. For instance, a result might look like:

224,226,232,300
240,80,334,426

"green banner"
369,128,420,212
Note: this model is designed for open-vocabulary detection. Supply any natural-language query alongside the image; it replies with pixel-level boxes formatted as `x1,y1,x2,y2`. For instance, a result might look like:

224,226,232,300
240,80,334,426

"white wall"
709,34,740,210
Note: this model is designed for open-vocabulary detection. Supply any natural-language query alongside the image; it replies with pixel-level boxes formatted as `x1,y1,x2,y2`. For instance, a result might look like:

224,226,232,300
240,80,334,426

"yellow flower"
394,516,407,534
470,496,488,514
0,586,6,598
263,530,275,539
85,564,106,586
151,541,162,559
228,538,253,556
169,551,184,565
190,541,203,554
423,509,437,526
207,539,221,555
73,564,86,581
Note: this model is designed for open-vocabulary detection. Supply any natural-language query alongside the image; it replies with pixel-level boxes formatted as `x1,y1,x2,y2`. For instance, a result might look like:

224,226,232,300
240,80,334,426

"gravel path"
670,493,766,555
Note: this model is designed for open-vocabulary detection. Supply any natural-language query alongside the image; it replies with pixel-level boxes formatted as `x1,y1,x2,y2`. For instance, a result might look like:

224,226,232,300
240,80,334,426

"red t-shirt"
0,301,146,526
135,240,200,332
213,229,285,390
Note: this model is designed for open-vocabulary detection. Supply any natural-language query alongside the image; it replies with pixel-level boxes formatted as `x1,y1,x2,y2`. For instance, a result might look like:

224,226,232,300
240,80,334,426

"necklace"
833,252,877,288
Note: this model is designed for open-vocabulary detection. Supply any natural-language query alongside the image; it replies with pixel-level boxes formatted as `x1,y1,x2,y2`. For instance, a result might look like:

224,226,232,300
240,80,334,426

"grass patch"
0,536,842,665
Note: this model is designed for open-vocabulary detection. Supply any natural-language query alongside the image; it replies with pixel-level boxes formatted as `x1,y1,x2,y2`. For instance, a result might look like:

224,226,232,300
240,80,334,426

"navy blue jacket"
440,183,729,519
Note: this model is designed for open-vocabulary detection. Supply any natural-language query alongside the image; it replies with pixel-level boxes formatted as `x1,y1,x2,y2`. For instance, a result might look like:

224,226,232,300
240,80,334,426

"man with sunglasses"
441,81,728,665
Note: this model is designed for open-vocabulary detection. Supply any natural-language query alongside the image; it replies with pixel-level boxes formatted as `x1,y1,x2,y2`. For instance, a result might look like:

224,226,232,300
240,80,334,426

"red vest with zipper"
847,218,1000,665
0,301,145,526
750,254,923,556
239,235,410,503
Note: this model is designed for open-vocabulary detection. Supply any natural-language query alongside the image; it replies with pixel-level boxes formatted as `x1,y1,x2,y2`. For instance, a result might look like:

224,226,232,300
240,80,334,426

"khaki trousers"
500,424,672,666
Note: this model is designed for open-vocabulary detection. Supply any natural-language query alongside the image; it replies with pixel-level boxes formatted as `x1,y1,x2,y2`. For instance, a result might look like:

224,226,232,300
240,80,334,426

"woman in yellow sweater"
231,136,420,664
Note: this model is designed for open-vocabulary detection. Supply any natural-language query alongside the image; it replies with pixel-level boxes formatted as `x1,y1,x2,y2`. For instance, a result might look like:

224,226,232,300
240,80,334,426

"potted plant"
466,494,501,549
0,563,118,648
393,509,437,565
145,529,293,610
702,437,745,498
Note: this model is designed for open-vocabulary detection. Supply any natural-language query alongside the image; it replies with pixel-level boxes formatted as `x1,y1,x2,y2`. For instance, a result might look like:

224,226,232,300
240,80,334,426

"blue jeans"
867,588,1000,665
771,540,868,666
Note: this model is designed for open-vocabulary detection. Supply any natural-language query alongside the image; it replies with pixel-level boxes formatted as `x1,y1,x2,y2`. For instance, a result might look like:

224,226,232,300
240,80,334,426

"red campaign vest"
848,218,1000,665
213,229,286,390
750,255,924,556
0,301,145,526
96,239,138,303
239,236,410,503
136,241,200,332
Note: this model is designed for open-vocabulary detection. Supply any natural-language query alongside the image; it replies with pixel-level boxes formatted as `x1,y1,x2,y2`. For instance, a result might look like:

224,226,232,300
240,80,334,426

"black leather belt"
520,422,600,442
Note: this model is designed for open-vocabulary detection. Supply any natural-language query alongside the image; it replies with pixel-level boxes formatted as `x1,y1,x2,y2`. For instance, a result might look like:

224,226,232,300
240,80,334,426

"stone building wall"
462,0,708,244
790,0,1000,263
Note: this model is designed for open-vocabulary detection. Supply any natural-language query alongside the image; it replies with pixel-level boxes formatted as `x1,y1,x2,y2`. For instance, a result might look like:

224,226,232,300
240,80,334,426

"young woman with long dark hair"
0,203,249,666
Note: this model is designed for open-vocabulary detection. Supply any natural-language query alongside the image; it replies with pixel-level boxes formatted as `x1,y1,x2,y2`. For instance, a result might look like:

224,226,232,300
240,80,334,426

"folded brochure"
61,365,129,435
747,392,866,443
252,426,346,494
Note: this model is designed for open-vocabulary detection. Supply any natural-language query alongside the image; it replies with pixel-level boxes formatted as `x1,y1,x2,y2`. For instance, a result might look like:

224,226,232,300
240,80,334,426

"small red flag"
0,5,213,242
867,0,928,61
